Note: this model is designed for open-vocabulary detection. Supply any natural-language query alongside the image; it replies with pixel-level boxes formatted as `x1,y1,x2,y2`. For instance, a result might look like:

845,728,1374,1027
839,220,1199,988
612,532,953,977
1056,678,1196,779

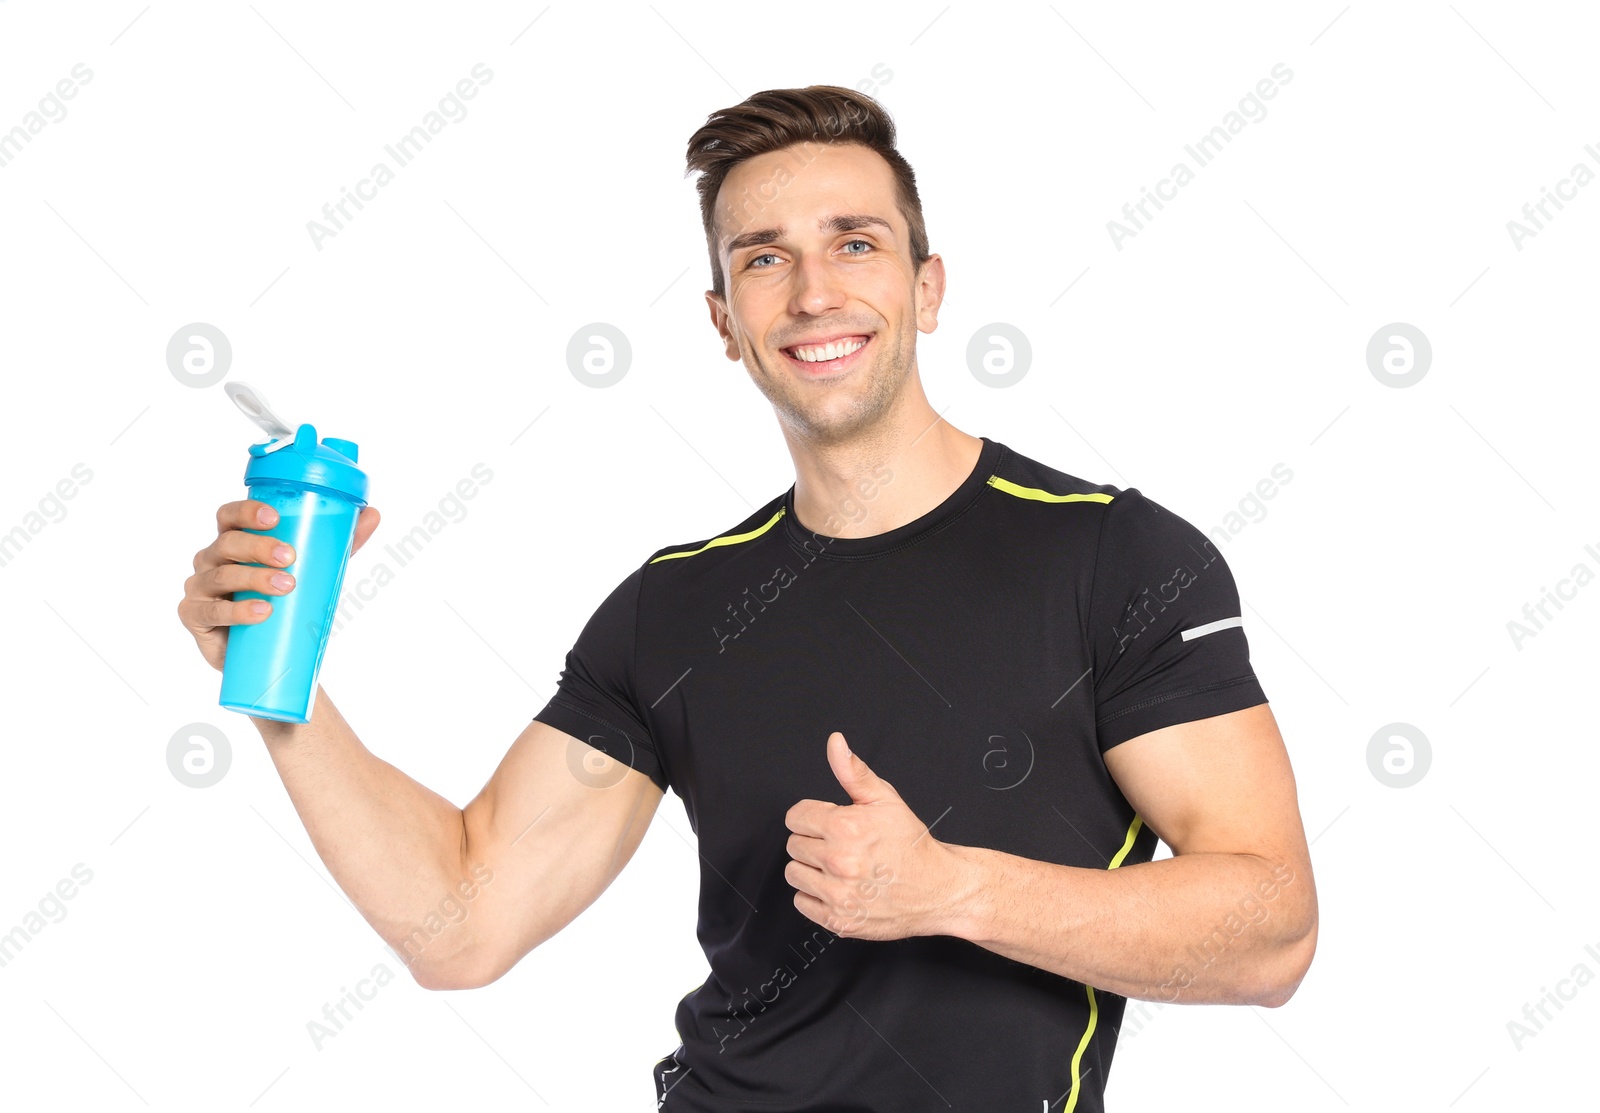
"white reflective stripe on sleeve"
1180,616,1243,641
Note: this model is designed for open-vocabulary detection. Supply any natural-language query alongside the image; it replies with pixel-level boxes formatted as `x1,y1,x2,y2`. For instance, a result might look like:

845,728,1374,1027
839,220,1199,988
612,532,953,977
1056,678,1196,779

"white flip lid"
225,381,298,454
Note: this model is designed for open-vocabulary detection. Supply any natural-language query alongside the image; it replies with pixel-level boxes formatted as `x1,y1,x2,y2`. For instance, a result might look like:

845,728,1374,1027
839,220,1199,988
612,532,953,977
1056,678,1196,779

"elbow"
1253,907,1318,1008
411,966,475,992
408,935,522,991
409,957,499,992
1254,975,1302,1009
403,938,504,991
404,952,472,991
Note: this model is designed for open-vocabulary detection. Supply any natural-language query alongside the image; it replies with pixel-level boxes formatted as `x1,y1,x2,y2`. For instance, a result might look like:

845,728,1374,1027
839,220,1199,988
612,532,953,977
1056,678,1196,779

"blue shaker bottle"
218,386,368,723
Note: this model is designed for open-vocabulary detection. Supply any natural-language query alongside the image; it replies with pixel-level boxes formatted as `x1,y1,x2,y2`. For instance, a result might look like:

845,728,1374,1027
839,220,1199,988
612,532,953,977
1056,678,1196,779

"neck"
783,388,985,540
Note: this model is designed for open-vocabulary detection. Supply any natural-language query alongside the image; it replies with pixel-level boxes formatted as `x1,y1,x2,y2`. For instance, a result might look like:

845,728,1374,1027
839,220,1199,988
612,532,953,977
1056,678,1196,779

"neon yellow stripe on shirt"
1108,815,1144,869
649,506,787,563
1065,814,1144,1113
987,475,1114,504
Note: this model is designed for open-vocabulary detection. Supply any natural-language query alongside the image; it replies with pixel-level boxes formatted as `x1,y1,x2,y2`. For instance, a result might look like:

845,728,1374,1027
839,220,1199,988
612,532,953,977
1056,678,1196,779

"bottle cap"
227,382,368,505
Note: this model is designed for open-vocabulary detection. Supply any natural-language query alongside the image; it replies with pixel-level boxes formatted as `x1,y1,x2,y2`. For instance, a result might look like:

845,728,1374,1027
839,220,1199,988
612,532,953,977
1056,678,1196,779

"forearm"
252,684,478,985
941,844,1315,1006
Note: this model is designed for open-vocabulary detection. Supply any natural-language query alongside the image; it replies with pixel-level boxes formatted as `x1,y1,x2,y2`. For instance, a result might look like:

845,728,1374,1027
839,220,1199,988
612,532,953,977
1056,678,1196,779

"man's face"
706,141,944,446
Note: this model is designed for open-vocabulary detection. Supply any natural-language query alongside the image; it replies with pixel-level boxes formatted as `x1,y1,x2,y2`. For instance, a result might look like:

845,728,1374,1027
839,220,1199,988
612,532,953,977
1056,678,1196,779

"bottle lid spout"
225,382,298,454
228,383,368,505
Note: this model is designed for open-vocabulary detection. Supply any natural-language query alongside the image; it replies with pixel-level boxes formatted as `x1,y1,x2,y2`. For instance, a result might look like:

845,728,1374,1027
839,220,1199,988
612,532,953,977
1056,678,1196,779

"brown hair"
684,85,931,300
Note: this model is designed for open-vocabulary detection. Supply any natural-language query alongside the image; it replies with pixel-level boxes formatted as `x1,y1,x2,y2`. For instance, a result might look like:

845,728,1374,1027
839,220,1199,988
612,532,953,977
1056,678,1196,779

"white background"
1,1,1596,1109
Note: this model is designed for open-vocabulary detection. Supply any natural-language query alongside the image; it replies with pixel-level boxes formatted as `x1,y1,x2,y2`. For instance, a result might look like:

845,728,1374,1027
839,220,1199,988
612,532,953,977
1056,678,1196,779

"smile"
780,334,872,375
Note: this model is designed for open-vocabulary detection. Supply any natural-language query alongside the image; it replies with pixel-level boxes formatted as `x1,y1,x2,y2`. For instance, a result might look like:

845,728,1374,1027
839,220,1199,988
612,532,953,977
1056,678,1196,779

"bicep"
457,718,664,986
1102,703,1308,864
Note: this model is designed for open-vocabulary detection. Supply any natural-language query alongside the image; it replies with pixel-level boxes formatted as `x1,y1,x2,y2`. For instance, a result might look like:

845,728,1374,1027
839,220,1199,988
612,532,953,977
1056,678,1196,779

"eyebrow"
724,213,894,256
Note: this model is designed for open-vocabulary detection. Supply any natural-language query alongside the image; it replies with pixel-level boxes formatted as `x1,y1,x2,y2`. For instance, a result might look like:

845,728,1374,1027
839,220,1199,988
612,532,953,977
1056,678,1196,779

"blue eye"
747,239,875,270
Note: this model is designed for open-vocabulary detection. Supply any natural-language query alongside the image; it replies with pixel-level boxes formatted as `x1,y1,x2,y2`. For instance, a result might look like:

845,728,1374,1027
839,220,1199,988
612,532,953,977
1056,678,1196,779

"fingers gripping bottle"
218,383,369,723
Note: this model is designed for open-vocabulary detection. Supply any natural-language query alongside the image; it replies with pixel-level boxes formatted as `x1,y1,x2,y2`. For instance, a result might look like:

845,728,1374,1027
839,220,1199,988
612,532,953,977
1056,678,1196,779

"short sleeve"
1088,489,1268,752
532,564,669,793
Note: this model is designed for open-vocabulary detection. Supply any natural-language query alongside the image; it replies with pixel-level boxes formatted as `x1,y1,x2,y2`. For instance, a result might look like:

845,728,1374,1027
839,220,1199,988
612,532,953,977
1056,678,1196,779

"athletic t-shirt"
533,435,1268,1113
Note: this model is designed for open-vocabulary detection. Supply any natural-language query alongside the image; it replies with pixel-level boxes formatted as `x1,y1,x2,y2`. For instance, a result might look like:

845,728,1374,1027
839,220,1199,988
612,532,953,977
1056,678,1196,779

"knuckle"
192,565,220,597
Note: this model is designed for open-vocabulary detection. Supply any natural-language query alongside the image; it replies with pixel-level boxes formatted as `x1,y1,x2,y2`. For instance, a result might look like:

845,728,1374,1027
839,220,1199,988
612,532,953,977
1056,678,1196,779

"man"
179,85,1316,1112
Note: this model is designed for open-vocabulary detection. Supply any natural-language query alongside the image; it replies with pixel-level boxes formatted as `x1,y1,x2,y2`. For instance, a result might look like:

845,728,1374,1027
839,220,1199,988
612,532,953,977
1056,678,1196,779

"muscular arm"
453,713,664,987
255,688,663,990
941,704,1317,1006
186,498,664,991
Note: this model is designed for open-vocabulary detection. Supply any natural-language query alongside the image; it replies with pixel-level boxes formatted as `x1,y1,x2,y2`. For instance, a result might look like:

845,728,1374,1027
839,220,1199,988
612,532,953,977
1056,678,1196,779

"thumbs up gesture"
784,732,973,941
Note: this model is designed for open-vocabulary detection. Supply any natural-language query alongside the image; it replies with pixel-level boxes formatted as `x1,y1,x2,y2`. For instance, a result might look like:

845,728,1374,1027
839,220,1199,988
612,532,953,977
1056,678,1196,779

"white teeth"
788,337,867,363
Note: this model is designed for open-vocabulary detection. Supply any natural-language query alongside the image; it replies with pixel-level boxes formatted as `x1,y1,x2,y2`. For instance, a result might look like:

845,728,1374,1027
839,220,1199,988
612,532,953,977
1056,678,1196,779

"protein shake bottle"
218,383,368,723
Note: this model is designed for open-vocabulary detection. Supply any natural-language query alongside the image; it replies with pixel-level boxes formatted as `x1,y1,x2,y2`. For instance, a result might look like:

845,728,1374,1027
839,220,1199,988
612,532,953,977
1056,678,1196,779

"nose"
787,251,847,318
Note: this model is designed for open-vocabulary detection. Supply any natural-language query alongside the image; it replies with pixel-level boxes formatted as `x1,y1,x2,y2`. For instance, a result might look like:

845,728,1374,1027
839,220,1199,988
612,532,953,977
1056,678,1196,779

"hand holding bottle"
179,497,381,674
176,384,377,722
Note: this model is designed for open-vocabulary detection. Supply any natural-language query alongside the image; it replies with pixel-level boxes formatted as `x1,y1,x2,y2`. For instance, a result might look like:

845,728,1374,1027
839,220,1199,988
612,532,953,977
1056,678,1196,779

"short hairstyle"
683,85,932,299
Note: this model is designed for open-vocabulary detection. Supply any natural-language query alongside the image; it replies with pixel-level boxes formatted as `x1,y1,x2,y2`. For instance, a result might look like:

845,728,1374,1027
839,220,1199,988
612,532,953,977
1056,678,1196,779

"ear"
705,290,739,360
913,254,945,335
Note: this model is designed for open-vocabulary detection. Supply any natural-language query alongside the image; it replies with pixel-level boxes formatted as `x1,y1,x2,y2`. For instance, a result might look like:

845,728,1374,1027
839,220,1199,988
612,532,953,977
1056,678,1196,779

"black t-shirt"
533,436,1267,1112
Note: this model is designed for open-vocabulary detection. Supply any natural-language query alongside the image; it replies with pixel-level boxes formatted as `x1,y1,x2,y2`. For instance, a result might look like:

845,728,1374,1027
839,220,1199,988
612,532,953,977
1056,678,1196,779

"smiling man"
180,84,1316,1113
534,86,1319,1110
